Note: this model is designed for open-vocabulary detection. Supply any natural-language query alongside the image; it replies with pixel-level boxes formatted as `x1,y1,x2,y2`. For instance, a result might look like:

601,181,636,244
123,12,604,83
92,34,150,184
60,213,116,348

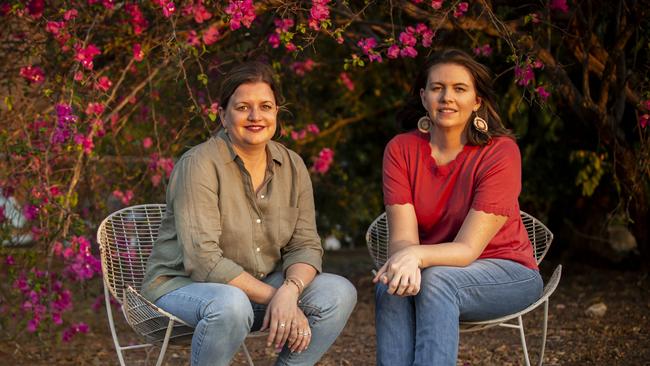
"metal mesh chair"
366,211,562,366
97,204,258,366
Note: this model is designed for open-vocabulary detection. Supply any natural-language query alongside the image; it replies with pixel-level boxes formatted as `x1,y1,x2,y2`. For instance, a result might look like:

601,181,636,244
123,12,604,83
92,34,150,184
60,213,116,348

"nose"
438,88,451,102
247,107,261,121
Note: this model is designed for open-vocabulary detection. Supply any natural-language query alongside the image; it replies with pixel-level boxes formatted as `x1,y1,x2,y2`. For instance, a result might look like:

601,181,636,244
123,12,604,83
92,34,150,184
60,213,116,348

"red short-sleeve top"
382,130,537,270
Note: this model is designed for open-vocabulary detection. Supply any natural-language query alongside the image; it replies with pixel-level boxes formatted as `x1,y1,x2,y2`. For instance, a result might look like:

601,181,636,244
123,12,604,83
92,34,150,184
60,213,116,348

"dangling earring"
417,115,432,133
473,114,488,134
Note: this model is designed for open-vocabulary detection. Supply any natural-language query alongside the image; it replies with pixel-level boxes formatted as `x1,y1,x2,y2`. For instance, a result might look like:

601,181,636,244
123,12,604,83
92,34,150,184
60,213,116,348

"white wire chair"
97,204,258,366
366,211,562,366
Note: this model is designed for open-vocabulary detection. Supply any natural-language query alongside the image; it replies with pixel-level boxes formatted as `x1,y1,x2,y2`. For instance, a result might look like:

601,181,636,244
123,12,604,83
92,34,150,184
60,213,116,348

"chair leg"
104,283,127,366
241,343,255,366
154,320,175,366
517,316,532,366
537,300,549,366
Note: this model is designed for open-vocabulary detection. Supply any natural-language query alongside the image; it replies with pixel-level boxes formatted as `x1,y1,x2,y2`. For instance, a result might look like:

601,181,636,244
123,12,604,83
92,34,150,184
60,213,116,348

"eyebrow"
429,81,470,87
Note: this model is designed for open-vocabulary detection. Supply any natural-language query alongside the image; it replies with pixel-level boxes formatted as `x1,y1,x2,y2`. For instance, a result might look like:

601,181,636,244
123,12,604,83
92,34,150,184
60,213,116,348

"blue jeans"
155,272,357,366
375,258,543,366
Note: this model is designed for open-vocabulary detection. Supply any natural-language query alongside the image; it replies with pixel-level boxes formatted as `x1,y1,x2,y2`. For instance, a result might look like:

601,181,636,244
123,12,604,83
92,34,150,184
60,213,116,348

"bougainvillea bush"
0,0,648,341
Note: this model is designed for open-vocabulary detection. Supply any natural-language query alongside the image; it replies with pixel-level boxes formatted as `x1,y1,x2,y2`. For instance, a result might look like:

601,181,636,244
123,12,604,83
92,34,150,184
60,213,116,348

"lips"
244,125,266,132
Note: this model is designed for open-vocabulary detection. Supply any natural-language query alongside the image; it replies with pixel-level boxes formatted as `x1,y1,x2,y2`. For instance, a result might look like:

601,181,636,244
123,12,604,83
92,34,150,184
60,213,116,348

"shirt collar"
215,129,283,165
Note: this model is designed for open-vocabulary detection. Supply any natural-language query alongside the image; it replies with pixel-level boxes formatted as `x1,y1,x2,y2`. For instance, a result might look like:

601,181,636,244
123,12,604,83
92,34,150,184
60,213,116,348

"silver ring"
279,323,286,328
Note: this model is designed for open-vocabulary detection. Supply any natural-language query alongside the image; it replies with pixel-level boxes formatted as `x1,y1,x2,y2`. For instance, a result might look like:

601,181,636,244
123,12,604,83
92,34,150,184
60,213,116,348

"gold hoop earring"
417,115,432,133
473,115,488,134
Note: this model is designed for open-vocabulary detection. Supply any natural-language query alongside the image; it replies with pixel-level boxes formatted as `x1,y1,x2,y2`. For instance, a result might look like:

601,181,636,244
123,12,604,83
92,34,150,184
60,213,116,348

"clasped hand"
261,284,311,353
372,246,422,296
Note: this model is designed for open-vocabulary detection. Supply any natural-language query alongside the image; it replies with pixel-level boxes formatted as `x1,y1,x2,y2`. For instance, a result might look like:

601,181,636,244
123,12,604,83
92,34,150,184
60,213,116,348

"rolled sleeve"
281,157,323,273
170,153,244,283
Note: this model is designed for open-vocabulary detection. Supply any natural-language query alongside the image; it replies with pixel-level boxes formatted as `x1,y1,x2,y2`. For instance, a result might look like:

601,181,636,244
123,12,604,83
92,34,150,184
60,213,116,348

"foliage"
0,0,648,342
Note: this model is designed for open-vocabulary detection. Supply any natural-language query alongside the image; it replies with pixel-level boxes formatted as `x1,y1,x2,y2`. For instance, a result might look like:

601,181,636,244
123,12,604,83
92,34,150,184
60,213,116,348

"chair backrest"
366,211,553,269
97,204,166,304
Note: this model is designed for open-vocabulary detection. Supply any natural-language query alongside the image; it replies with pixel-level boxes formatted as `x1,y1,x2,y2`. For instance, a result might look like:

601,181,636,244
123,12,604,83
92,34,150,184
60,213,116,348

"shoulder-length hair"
395,49,514,145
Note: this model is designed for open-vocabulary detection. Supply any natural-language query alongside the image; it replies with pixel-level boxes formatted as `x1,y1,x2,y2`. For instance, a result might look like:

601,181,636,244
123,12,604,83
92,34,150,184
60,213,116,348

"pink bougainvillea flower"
532,59,544,69
85,102,105,116
514,65,534,86
387,45,400,59
357,37,383,63
225,0,256,30
312,148,334,174
185,1,212,23
431,0,444,9
19,66,45,84
339,72,355,91
549,0,569,13
398,30,417,47
74,133,94,154
142,137,153,149
125,4,148,34
5,254,14,266
306,123,320,135
186,30,201,46
75,44,101,70
640,114,650,129
453,2,469,17
45,21,65,35
63,9,78,21
112,189,134,205
291,59,315,76
23,204,39,221
473,43,493,57
400,46,418,58
202,25,220,45
161,1,176,17
95,76,112,92
133,43,144,62
535,86,551,101
308,0,331,31
290,129,307,141
27,0,45,18
268,33,281,48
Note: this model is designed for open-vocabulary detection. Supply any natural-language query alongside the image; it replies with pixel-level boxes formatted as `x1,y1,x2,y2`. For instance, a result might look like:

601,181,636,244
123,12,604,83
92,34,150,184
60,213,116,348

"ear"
474,96,482,112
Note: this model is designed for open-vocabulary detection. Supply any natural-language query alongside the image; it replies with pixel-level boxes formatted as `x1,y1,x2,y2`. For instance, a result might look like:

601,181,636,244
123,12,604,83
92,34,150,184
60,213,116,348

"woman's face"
220,81,278,150
420,63,481,132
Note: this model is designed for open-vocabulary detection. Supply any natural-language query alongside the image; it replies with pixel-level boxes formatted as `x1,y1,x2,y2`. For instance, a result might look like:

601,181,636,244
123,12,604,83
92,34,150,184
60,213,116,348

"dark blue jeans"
375,258,542,366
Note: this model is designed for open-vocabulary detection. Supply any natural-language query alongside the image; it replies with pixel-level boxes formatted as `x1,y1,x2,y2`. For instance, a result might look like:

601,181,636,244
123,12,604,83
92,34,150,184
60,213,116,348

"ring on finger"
279,323,286,328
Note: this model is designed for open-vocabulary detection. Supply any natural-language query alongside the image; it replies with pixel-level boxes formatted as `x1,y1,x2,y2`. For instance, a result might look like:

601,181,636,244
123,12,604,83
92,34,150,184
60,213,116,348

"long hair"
395,49,514,145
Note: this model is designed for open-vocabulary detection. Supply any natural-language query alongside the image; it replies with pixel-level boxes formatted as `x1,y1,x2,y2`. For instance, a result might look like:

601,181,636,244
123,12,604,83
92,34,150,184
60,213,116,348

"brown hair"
396,49,514,145
218,61,284,109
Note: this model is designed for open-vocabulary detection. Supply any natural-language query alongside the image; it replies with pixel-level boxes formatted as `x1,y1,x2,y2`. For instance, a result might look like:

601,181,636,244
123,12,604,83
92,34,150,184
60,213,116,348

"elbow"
455,242,482,267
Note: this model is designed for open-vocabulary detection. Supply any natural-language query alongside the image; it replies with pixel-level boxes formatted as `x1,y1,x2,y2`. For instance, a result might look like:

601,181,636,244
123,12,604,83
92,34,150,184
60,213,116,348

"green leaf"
197,73,208,86
208,112,217,122
4,96,12,111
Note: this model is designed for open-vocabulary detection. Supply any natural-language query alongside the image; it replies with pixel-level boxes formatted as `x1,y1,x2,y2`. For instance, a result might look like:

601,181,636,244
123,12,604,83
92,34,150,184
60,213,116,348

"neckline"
417,131,472,176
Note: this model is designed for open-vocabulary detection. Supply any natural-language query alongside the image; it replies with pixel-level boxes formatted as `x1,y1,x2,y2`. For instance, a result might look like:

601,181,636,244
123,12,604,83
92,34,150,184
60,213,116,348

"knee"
418,267,459,301
311,274,357,315
202,287,253,329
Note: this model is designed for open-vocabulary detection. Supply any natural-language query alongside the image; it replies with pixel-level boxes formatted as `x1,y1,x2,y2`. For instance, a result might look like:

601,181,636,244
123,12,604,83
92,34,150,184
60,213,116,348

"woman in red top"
373,49,543,366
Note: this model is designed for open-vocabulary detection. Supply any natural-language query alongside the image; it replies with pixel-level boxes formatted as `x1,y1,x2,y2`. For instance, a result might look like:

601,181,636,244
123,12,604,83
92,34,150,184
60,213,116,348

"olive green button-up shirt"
141,130,323,302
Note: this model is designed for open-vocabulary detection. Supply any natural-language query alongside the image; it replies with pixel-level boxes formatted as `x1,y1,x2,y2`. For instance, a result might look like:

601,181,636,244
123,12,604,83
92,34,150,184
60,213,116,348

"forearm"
411,241,480,268
285,262,317,290
228,271,277,304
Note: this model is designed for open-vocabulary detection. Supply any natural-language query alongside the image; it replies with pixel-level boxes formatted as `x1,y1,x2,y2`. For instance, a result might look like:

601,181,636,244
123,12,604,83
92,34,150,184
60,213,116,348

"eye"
235,105,248,111
455,87,466,92
261,104,274,111
430,85,443,91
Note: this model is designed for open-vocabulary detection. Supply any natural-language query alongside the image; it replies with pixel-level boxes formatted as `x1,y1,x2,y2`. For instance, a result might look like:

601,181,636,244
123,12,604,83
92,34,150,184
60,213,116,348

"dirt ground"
1,249,649,365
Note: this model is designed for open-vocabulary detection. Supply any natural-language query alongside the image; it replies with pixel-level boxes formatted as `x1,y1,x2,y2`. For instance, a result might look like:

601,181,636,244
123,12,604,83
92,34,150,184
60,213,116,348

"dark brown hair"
396,49,514,145
218,61,284,109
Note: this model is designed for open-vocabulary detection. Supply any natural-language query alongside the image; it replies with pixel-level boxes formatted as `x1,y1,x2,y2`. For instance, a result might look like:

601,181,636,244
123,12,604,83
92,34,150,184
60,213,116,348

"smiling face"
219,81,278,151
420,63,482,133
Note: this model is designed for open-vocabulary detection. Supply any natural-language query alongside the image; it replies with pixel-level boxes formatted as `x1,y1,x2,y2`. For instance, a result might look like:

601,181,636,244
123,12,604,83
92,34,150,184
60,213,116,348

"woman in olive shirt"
141,62,356,366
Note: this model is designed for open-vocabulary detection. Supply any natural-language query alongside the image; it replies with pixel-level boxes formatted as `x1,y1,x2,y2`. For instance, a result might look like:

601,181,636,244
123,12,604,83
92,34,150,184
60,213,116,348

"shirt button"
260,194,265,199
256,218,262,224
256,247,261,252
258,273,264,278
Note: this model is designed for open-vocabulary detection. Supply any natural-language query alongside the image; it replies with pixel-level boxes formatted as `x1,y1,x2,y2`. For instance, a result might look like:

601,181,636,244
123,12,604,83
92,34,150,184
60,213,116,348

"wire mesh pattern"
365,210,562,366
97,204,193,344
